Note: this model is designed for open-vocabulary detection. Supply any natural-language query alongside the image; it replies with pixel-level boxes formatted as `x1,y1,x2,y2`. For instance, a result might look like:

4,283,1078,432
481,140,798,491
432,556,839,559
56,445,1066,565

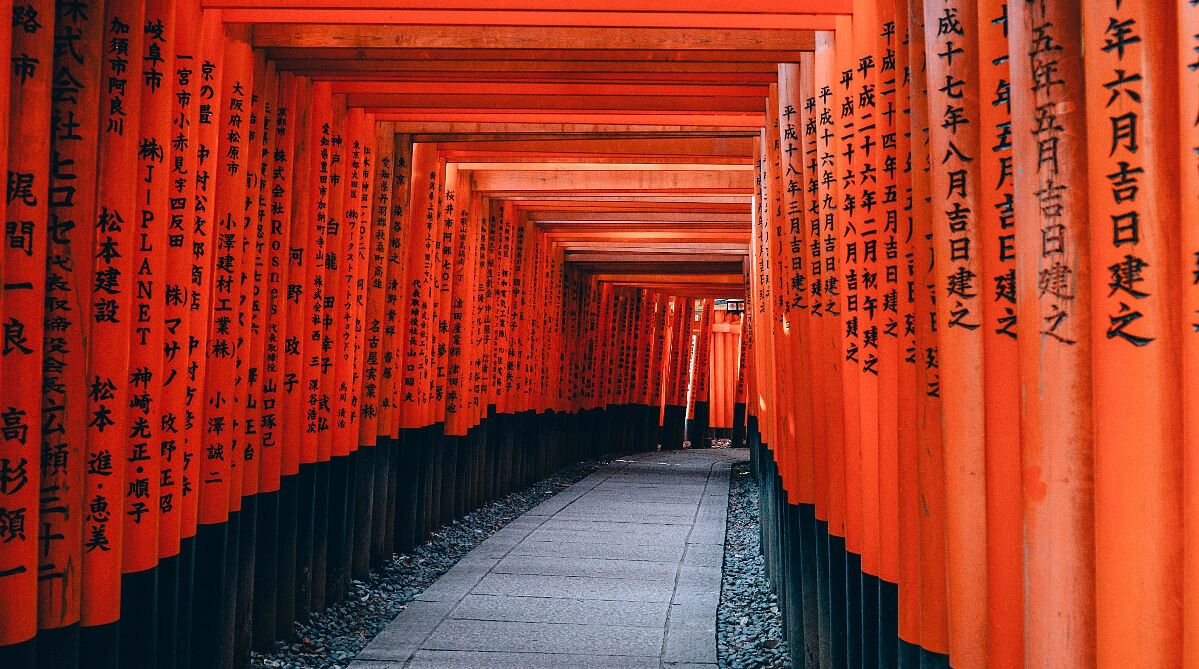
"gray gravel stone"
250,457,610,669
717,459,792,669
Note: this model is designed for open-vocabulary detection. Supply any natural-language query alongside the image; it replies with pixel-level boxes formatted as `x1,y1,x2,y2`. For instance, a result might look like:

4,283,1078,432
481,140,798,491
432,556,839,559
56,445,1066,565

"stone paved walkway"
351,448,746,669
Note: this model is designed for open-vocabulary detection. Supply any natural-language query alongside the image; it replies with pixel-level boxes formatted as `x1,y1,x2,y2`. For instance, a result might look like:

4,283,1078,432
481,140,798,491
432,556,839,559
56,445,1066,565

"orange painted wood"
476,193,493,421
40,0,102,632
445,166,477,436
429,162,458,424
204,0,850,14
746,136,765,440
166,0,205,553
907,0,949,652
1181,1,1199,665
331,81,768,98
223,8,838,30
236,53,272,500
373,112,765,128
756,92,781,483
735,306,749,409
359,122,394,444
182,9,225,535
252,59,282,493
873,0,901,590
694,300,713,405
332,104,364,450
834,14,864,559
350,114,375,439
0,0,51,645
852,0,882,577
766,80,798,497
266,46,808,64
815,27,847,541
397,143,437,427
890,0,922,646
356,117,380,431
1006,0,1095,664
262,70,297,491
123,0,175,570
279,73,311,473
974,0,1021,662
922,0,988,662
322,96,349,454
250,24,817,52
224,34,256,513
489,201,515,413
83,0,144,625
379,134,413,439
300,82,332,464
798,50,832,529
1083,0,1184,665
709,308,742,429
200,25,246,523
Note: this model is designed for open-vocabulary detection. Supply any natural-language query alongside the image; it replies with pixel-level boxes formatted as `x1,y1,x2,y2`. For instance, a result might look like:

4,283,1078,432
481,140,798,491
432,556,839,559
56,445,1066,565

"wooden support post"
907,0,950,660
1179,2,1199,665
39,1,102,665
1083,1,1183,665
1008,0,1095,665
922,0,988,664
0,1,50,665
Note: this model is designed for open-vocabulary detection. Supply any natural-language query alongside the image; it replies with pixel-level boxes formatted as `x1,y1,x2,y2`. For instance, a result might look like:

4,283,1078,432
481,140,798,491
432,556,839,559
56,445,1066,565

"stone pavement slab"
351,448,747,669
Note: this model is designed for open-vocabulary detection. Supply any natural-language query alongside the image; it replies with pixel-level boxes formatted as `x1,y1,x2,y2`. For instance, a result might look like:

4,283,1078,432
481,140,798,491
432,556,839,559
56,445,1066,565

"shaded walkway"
352,449,746,669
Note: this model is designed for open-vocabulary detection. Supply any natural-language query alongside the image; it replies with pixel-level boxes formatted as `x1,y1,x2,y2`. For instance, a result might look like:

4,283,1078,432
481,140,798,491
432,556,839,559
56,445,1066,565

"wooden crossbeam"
348,94,764,112
470,169,754,192
263,47,808,63
225,10,836,30
206,0,848,13
329,81,768,96
436,135,756,156
274,59,780,74
252,25,816,51
372,112,765,127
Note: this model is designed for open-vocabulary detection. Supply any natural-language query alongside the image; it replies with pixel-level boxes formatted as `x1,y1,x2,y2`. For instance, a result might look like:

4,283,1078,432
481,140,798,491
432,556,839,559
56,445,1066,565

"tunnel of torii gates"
0,0,1194,668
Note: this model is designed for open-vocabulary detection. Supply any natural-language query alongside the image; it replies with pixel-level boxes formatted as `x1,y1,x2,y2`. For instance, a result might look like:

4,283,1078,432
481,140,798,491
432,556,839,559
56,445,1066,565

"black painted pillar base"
352,445,376,580
921,648,951,669
880,579,899,668
439,433,459,527
661,404,686,450
220,510,242,669
862,571,880,669
253,489,280,650
0,639,36,669
157,553,180,669
846,551,863,669
828,534,849,668
310,460,330,613
798,504,820,668
293,463,316,623
899,639,922,668
732,402,747,447
119,566,159,669
275,476,299,642
176,535,196,669
690,400,711,447
192,521,227,669
80,622,118,669
815,519,833,668
37,624,78,669
235,496,259,668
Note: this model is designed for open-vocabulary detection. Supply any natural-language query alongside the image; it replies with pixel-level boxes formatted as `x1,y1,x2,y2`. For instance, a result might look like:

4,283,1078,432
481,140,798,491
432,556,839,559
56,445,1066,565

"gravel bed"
252,457,611,669
718,459,792,669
